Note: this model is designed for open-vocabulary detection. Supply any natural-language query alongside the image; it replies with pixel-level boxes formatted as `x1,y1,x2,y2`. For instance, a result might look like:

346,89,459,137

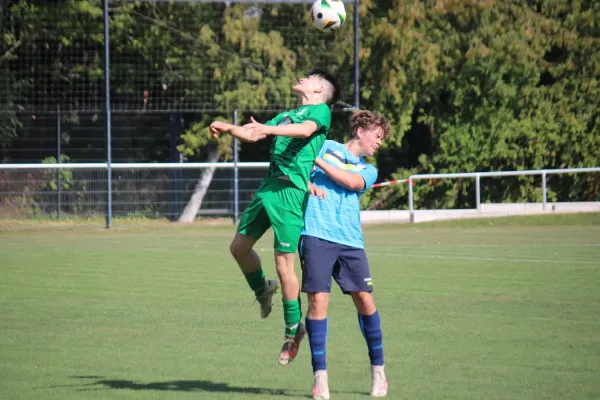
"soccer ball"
311,0,346,32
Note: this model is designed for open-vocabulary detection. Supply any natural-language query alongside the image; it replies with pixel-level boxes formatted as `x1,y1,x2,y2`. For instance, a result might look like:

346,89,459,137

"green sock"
244,268,266,297
283,299,302,337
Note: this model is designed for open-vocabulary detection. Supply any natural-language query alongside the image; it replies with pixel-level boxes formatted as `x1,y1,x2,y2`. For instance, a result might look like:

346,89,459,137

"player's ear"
314,84,324,94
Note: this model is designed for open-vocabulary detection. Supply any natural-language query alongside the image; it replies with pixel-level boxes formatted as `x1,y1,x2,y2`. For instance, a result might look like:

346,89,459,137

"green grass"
1,214,600,399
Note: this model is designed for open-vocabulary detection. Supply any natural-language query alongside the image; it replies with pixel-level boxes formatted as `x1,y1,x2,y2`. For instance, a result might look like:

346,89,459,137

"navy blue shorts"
299,235,373,294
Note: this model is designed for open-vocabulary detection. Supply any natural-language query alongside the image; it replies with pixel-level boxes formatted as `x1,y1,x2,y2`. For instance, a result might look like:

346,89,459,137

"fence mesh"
2,0,356,167
2,0,355,114
0,166,268,220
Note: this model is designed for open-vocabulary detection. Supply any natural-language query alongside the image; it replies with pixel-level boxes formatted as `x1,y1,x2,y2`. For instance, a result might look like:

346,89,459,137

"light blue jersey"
302,140,378,249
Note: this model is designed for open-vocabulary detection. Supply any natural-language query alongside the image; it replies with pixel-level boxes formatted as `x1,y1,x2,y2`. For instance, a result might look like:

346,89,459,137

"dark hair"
307,68,340,105
350,111,391,139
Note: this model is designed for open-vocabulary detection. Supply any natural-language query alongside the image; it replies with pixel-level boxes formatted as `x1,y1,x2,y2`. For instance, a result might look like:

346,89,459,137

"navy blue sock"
358,311,384,366
306,317,328,372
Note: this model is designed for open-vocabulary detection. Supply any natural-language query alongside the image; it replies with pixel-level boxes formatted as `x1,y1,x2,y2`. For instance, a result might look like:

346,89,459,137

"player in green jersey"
210,69,339,365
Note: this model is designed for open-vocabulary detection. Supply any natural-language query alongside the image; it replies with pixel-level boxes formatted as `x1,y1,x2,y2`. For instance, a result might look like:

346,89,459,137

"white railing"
405,167,600,222
1,163,598,225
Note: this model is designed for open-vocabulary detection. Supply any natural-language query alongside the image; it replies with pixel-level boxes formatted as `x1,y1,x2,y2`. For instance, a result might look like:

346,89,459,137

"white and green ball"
311,0,346,32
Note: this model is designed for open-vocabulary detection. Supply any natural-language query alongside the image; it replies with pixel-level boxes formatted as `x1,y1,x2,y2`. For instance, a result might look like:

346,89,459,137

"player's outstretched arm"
210,121,267,143
244,117,317,139
315,158,365,191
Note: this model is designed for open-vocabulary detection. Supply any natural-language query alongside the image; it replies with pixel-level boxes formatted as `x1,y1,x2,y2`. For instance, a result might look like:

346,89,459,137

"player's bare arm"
244,116,318,139
210,120,267,143
315,158,365,191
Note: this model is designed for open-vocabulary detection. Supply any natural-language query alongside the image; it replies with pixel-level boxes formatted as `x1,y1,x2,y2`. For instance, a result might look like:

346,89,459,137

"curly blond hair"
349,111,391,139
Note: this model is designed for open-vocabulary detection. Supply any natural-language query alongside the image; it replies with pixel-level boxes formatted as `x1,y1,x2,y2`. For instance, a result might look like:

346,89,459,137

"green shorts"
238,178,308,253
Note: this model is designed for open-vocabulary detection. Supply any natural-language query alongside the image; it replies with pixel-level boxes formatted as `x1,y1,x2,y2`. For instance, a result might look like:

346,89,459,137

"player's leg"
232,193,277,318
352,292,387,397
229,231,260,274
336,247,388,397
306,292,330,400
273,250,305,365
301,236,339,400
264,181,309,365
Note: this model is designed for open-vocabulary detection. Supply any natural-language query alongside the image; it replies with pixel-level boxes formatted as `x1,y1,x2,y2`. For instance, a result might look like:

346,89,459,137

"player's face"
358,126,384,156
292,75,322,94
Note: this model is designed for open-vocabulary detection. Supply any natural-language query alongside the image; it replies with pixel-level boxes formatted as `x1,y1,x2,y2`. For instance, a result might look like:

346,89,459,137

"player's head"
292,68,339,105
349,110,391,157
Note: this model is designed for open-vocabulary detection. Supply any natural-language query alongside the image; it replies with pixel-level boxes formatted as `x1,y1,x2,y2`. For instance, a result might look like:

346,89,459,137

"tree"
360,0,599,210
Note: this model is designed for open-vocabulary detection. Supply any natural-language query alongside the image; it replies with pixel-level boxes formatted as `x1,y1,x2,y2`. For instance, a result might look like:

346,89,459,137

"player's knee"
308,292,328,306
229,240,239,258
275,263,296,284
353,291,371,301
230,232,260,262
229,238,248,260
274,252,295,275
352,291,376,314
307,293,329,318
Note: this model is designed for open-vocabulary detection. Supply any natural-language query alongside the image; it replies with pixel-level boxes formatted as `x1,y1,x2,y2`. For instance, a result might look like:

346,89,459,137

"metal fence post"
169,113,184,220
475,173,481,212
56,104,61,220
542,171,547,210
103,0,112,228
353,0,360,109
408,177,414,223
233,109,239,224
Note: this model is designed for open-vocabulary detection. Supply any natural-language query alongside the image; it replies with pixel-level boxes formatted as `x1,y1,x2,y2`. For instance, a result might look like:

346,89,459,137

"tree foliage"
362,0,599,208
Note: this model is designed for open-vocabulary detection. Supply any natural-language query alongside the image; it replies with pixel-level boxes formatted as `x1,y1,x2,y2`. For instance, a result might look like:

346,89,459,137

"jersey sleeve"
264,112,287,126
358,164,378,193
305,104,331,132
318,140,333,159
310,140,332,181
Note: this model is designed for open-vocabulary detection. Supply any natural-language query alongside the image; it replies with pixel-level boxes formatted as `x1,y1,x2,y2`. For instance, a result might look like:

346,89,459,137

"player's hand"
309,183,326,198
209,121,230,138
248,130,268,142
243,116,272,136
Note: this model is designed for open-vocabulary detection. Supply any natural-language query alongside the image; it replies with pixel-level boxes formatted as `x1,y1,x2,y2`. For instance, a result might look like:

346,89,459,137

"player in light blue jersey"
299,111,391,399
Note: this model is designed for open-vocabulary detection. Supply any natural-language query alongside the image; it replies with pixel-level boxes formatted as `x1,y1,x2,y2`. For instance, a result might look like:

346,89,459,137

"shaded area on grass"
69,376,368,398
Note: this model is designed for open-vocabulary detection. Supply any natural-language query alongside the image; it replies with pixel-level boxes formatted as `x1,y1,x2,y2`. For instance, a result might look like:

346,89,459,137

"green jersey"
264,103,331,191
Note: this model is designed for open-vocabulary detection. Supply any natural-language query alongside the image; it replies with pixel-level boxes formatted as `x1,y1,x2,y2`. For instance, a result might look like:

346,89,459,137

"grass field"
1,214,600,400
